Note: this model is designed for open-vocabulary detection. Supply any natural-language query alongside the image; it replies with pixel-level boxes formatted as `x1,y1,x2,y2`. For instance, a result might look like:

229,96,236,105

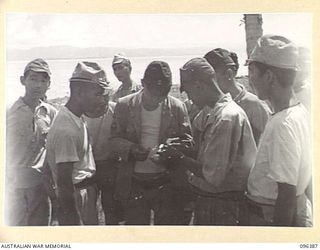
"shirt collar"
233,84,246,103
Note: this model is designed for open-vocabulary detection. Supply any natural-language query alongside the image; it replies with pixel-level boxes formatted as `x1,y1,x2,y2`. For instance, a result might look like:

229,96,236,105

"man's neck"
22,95,40,112
229,82,242,99
207,92,223,109
270,89,295,113
121,78,133,88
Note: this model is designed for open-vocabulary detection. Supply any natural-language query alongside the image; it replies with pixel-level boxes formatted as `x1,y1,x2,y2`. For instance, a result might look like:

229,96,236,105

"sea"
5,55,248,108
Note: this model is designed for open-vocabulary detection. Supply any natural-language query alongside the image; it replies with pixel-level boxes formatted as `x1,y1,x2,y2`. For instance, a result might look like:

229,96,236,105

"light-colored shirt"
46,106,96,185
233,84,271,145
6,97,57,188
84,102,115,161
247,104,311,205
188,94,257,193
134,104,166,173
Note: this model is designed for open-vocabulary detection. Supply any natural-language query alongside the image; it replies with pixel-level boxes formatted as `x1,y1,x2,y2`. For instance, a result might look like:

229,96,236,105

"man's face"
248,63,269,100
21,71,50,99
214,68,229,93
112,63,131,82
180,74,205,108
81,84,109,114
143,80,171,105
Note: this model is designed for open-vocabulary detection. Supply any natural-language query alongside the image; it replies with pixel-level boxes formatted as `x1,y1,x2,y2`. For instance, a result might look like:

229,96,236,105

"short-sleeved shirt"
188,94,257,193
84,102,115,161
111,81,142,102
6,97,57,188
247,104,311,205
46,106,96,185
233,84,271,145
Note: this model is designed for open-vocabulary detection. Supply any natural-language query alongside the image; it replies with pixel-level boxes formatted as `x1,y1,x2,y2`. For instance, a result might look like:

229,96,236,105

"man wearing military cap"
245,34,312,226
156,57,257,225
110,61,192,225
111,53,141,102
46,61,111,225
204,48,270,145
6,58,57,226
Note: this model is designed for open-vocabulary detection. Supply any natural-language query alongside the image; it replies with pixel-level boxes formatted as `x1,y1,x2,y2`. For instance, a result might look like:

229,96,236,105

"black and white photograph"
2,5,317,243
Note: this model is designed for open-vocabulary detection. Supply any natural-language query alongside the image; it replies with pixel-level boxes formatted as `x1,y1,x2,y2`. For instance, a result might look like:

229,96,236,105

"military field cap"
70,61,111,90
245,34,298,70
24,58,51,76
142,61,172,87
180,57,215,79
112,53,131,66
180,57,216,92
204,48,236,69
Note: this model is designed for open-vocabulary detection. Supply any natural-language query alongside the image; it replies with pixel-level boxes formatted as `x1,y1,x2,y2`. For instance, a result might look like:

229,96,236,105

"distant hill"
7,46,214,61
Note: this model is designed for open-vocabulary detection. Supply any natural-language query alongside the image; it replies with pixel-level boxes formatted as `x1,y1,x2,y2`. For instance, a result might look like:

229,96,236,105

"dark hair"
251,61,296,87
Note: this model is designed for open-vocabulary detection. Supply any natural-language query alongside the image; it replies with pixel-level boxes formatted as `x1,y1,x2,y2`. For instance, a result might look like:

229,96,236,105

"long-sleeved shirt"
6,97,57,188
188,94,257,193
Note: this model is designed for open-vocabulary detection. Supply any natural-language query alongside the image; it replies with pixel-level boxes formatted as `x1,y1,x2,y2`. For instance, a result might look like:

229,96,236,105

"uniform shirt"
84,102,115,161
233,84,271,145
46,106,96,185
6,97,57,188
134,104,166,174
247,104,311,205
188,94,257,193
111,81,142,102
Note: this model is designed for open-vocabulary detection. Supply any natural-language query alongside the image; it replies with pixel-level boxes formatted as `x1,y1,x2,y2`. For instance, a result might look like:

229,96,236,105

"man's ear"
225,68,235,80
265,69,276,88
141,79,145,88
20,76,26,86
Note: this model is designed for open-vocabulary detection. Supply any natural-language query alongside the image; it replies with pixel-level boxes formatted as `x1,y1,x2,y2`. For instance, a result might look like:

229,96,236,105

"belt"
74,177,96,189
191,185,245,201
132,172,170,189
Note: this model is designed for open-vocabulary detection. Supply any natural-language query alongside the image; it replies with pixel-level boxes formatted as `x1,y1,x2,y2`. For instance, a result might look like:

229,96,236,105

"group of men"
6,34,312,227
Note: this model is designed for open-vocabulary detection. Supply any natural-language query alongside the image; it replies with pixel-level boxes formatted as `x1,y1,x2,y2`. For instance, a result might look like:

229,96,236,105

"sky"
6,13,312,51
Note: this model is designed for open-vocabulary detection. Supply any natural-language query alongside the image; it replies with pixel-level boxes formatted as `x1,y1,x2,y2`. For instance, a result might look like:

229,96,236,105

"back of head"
204,48,239,73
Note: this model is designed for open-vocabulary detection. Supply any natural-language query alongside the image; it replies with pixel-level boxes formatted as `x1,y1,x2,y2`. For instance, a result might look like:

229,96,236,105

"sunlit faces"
112,63,131,82
20,71,50,100
248,62,269,101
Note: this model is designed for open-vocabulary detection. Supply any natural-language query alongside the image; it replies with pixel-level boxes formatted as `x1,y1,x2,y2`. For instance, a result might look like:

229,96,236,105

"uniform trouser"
241,194,313,227
124,173,185,225
74,184,99,225
6,183,50,226
95,161,124,225
194,194,242,225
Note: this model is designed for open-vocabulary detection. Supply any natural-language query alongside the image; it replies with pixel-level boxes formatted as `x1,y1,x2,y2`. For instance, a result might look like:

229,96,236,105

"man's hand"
130,144,150,161
155,144,185,164
165,133,194,157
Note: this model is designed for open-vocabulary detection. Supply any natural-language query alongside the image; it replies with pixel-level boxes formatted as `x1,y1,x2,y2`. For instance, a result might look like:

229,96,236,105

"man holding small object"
154,58,257,225
110,61,192,225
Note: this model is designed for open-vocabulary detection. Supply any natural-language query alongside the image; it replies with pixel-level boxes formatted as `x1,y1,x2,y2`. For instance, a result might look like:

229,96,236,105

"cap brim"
25,68,51,75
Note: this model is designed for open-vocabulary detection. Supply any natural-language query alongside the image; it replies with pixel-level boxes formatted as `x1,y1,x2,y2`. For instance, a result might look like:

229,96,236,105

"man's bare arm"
56,162,81,225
